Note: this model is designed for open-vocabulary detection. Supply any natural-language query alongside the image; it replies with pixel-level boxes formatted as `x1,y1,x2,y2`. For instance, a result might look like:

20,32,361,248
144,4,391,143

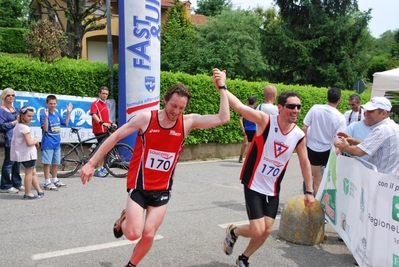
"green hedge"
0,28,27,54
0,55,111,97
0,55,372,145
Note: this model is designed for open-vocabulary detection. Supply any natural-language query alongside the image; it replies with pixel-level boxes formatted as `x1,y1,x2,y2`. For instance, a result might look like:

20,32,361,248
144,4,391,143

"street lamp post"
106,0,114,95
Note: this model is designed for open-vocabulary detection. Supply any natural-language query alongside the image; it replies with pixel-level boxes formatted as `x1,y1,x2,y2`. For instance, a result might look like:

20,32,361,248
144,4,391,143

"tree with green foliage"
260,0,371,89
392,30,399,60
161,0,198,73
195,0,232,17
0,0,30,28
24,19,67,63
365,30,399,80
35,0,106,59
194,9,267,81
371,31,396,57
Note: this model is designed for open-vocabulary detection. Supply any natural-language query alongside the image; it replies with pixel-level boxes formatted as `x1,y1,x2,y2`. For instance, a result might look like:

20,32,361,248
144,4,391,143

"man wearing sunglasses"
343,94,365,126
216,79,315,267
302,87,346,195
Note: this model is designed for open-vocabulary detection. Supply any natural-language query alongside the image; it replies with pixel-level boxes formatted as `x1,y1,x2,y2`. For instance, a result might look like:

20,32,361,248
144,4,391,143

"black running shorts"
306,147,330,166
127,188,171,209
244,186,279,220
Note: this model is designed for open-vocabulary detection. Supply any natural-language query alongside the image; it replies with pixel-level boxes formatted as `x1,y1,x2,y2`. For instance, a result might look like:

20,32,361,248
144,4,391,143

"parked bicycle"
57,125,133,178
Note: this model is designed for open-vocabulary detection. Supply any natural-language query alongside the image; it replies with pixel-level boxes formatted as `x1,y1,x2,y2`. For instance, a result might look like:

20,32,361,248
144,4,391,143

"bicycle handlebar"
70,125,117,135
107,125,117,133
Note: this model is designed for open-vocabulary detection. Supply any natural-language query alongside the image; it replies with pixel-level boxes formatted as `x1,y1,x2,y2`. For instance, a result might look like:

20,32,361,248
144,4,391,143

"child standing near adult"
11,106,44,199
40,95,72,190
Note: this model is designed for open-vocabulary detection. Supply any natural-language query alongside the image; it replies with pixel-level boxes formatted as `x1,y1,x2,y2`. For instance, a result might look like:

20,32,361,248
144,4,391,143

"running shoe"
113,209,126,238
0,187,19,193
236,257,250,267
53,180,66,187
100,167,108,175
94,168,107,178
222,224,237,255
44,183,58,191
94,169,106,178
16,185,25,191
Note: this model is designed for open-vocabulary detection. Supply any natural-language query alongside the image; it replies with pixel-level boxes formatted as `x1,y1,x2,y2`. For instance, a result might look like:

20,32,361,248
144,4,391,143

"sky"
189,0,399,38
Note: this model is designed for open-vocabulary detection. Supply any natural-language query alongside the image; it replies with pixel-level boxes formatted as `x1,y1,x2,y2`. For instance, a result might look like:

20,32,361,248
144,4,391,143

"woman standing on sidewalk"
0,88,23,194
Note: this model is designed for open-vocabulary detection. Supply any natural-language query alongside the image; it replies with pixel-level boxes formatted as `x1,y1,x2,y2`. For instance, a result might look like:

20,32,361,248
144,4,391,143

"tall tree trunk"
64,22,85,59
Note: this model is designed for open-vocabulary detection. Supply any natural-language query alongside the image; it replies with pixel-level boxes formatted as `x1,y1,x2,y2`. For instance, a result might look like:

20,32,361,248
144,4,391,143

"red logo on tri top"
274,141,288,158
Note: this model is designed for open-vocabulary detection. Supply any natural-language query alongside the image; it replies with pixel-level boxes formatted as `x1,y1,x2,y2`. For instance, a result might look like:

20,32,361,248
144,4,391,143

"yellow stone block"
278,195,325,245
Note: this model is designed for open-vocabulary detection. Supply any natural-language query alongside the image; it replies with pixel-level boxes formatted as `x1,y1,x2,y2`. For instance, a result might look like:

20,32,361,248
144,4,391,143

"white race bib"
145,149,176,172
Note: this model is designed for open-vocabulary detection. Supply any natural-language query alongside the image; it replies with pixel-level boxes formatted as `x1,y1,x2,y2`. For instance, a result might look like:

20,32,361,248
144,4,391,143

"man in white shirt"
335,97,399,176
256,85,279,115
302,87,346,194
343,94,365,126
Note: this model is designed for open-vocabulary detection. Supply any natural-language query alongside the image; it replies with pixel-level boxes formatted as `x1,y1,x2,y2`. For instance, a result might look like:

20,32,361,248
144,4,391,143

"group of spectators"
303,89,399,195
0,86,114,199
234,85,399,266
3,77,397,266
240,87,399,194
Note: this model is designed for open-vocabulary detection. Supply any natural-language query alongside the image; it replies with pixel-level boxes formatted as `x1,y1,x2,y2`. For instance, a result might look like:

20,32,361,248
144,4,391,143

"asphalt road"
0,155,356,267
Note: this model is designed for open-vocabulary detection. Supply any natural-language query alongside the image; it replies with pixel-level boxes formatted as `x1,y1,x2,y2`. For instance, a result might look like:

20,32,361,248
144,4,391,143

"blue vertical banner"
118,0,161,146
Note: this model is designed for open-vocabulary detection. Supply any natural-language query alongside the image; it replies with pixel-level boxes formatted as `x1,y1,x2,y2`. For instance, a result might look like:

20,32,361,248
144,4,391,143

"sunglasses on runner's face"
21,106,34,114
284,104,302,110
6,94,15,97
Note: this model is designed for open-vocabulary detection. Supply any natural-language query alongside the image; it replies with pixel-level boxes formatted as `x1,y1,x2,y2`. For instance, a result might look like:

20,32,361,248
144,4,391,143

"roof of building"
191,14,207,25
161,0,174,7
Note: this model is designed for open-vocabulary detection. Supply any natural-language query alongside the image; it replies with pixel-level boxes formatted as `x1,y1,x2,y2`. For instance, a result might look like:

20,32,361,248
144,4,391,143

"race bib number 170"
145,149,176,172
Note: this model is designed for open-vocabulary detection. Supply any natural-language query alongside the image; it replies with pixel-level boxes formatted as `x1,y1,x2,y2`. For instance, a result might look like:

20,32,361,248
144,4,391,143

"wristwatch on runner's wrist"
305,190,314,196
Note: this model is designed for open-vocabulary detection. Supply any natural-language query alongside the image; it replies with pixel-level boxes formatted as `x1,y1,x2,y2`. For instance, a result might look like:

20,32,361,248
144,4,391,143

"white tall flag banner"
118,0,161,147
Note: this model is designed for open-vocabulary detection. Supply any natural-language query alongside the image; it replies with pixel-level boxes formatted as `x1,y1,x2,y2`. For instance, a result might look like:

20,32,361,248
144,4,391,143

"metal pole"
106,0,114,95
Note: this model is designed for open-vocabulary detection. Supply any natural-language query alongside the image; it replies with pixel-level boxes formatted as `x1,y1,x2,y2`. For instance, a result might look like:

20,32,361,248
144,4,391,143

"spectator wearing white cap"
335,96,399,176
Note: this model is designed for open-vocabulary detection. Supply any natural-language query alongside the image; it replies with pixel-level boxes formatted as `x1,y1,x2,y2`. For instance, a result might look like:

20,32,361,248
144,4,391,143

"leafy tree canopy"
195,9,267,80
195,0,233,17
260,0,371,88
161,0,197,73
393,29,399,60
0,0,30,28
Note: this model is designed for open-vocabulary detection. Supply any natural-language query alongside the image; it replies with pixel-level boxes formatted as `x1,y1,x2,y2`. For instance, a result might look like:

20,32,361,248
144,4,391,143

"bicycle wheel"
104,143,133,178
57,143,81,178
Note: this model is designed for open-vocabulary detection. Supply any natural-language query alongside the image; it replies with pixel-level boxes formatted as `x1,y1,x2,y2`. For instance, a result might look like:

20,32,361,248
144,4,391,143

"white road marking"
32,235,163,261
218,216,281,229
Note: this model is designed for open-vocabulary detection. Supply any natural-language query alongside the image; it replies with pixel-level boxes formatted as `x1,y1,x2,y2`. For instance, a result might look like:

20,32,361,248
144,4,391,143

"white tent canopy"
371,67,399,97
